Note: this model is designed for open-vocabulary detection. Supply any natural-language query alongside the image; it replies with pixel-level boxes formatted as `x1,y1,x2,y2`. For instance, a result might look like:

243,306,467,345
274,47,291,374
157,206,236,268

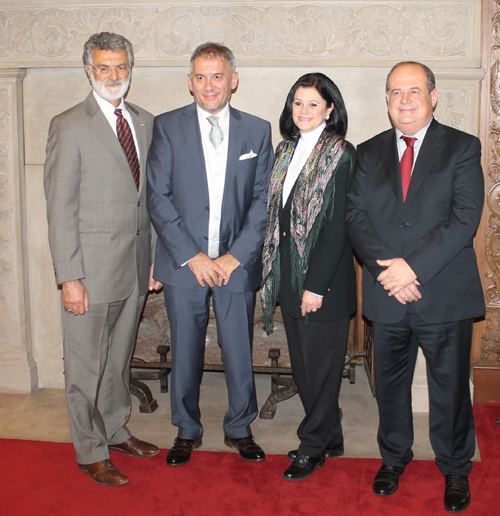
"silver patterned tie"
207,116,224,149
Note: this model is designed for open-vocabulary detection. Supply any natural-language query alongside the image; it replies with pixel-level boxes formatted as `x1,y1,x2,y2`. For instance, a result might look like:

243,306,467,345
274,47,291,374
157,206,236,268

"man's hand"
214,253,241,286
188,252,224,288
300,290,323,317
149,263,163,291
62,279,89,315
393,281,422,305
377,258,417,296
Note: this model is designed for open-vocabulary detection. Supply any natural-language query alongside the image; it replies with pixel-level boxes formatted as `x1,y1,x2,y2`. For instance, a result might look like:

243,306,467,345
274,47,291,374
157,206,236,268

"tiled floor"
0,365,472,462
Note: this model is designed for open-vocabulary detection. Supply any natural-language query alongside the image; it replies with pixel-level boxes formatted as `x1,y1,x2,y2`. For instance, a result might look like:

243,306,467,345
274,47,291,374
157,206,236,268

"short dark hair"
83,32,134,67
190,42,235,73
386,61,436,94
279,73,348,141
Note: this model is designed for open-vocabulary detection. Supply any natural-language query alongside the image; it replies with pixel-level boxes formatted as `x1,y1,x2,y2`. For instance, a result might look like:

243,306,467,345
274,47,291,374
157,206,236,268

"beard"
90,71,130,102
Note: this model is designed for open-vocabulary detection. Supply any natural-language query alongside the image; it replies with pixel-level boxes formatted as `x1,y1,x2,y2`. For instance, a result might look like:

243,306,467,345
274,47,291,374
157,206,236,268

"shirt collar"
196,102,230,129
299,122,326,144
395,117,433,142
93,89,125,117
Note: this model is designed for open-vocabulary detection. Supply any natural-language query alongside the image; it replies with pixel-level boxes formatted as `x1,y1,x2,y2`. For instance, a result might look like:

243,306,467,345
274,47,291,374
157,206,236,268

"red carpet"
1,404,498,516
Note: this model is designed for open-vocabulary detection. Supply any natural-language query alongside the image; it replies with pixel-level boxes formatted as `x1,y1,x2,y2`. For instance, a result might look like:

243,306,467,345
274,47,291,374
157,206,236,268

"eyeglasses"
90,64,130,75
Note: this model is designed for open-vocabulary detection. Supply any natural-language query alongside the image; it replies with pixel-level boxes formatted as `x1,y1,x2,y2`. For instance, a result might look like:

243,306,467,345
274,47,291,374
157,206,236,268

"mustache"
103,79,123,87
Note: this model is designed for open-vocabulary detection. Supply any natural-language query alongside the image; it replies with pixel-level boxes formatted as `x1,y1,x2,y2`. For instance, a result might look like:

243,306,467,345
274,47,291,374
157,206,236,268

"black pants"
373,303,475,476
280,294,349,457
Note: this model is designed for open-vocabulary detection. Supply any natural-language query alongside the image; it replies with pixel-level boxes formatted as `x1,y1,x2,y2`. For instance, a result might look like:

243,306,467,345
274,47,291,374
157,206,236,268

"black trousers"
373,303,475,476
280,293,349,457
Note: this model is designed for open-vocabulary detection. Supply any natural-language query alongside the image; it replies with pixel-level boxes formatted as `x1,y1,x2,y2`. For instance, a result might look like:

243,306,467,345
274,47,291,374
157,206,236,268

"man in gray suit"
147,42,274,466
44,32,161,486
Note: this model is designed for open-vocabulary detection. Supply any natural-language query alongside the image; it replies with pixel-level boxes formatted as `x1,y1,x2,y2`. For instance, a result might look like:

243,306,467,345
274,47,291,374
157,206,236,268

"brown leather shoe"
78,459,128,486
109,436,159,458
224,435,265,462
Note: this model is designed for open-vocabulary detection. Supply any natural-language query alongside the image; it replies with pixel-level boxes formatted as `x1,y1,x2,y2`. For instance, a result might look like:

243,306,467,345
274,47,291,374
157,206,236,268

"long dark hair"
279,73,348,141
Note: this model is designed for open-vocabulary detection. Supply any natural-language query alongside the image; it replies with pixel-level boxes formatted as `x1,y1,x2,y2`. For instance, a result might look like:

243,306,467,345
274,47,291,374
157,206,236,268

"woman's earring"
325,114,330,120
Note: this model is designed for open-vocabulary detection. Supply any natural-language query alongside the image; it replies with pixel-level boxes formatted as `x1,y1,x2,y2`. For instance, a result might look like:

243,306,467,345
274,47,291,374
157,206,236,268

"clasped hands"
376,258,422,305
188,252,240,288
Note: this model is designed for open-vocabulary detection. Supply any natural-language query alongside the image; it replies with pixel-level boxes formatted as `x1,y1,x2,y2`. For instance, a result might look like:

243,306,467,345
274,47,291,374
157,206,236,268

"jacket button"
204,236,208,241
282,231,286,236
137,201,141,207
206,206,209,211
137,230,140,235
401,222,410,228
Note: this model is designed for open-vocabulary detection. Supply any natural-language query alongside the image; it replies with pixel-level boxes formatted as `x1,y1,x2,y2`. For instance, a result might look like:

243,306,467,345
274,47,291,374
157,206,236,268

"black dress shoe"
373,464,405,495
166,437,202,466
224,435,265,462
444,473,470,513
287,442,344,461
283,455,325,481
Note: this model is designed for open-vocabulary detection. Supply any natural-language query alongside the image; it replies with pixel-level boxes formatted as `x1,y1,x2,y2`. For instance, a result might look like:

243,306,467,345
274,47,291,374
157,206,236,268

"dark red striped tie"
115,109,140,190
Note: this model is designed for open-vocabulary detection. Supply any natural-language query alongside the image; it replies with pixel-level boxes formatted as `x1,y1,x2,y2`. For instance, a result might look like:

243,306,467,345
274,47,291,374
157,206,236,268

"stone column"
0,69,38,393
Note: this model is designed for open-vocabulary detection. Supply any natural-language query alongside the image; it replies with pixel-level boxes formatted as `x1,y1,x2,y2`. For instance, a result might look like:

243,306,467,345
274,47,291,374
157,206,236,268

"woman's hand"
301,290,323,316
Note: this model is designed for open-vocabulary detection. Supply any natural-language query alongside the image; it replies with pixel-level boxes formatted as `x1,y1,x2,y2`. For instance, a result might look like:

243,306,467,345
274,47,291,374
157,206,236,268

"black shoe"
224,435,265,462
287,442,344,461
166,437,202,466
283,455,325,481
373,464,405,495
444,473,471,513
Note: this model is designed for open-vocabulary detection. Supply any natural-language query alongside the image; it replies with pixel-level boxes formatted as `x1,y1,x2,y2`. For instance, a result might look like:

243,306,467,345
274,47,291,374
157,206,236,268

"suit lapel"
127,102,148,195
225,106,243,188
182,103,210,200
85,93,138,192
378,128,402,202
405,118,446,204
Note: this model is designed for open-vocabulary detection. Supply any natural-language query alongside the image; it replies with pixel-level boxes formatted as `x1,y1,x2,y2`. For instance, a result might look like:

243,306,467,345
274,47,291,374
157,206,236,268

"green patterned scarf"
261,131,347,332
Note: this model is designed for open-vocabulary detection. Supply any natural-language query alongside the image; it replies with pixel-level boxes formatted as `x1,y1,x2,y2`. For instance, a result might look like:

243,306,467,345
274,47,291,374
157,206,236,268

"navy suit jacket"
346,118,486,324
147,102,274,292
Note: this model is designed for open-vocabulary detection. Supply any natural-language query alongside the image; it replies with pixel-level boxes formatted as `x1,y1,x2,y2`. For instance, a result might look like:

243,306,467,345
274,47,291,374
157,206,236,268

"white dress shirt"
282,123,326,207
395,118,432,172
93,90,141,162
197,103,230,259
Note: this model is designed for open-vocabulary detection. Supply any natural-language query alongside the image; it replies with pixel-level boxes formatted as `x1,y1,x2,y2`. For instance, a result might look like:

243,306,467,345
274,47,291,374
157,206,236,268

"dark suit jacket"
346,118,486,324
44,92,154,303
147,102,274,292
279,141,357,322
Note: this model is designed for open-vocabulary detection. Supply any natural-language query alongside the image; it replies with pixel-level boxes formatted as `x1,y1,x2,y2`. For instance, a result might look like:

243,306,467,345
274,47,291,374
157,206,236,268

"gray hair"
386,61,436,95
83,32,134,68
190,42,235,73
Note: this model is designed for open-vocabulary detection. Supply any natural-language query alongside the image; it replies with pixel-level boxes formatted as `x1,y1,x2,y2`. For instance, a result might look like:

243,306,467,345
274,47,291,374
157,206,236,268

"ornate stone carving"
0,3,474,65
434,88,473,133
483,0,500,361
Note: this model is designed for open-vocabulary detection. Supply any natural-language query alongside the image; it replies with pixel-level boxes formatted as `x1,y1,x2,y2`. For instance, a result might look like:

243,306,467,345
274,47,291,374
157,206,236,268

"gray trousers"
164,284,258,440
63,282,146,464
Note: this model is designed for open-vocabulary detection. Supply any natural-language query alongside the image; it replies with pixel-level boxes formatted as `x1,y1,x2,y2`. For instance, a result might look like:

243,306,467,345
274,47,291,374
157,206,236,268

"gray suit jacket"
147,102,274,292
44,92,154,304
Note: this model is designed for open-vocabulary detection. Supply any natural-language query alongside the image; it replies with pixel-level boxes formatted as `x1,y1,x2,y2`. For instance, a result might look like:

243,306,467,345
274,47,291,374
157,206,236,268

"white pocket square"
239,150,258,161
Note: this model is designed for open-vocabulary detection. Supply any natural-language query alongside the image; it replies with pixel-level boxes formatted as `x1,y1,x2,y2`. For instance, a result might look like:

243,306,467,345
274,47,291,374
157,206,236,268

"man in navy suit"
147,42,273,466
346,62,485,513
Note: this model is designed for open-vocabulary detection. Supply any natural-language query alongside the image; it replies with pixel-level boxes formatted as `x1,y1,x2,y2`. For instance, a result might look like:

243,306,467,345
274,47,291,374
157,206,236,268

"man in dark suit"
147,42,274,466
45,33,161,485
346,62,485,513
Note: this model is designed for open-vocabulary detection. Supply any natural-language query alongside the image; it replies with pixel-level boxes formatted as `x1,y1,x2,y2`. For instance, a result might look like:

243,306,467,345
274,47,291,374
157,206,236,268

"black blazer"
346,118,486,324
279,141,357,322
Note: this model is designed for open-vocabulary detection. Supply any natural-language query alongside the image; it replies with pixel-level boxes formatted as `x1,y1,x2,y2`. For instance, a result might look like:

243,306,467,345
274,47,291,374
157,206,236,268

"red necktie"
400,136,416,202
115,109,140,190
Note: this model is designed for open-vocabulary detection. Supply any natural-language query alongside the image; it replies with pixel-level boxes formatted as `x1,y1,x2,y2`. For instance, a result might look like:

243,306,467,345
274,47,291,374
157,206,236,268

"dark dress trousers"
278,141,357,457
147,103,274,440
346,118,485,476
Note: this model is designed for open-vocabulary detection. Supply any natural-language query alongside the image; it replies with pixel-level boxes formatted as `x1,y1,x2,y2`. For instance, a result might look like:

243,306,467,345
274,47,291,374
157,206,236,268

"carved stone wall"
0,0,487,394
0,2,482,67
